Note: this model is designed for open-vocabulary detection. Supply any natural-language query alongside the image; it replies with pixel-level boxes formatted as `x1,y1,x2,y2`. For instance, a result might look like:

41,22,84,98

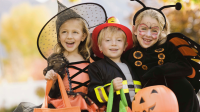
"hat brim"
37,3,107,60
92,23,133,58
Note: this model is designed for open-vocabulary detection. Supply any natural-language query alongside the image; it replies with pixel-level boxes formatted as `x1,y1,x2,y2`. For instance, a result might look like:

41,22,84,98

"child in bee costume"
123,0,200,112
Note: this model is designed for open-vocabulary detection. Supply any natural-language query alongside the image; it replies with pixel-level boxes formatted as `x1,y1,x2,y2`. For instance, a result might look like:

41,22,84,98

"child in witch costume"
88,17,142,112
123,0,200,112
37,1,107,111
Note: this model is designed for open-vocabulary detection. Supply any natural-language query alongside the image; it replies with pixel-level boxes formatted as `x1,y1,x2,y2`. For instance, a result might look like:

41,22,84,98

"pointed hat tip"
57,0,67,13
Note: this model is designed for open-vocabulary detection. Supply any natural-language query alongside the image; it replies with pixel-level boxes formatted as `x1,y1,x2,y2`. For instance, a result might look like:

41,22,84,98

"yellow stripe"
116,90,120,95
191,58,200,64
133,80,141,85
116,80,129,95
100,87,108,101
116,88,129,95
94,87,103,103
94,83,111,103
124,88,129,93
104,83,111,87
122,80,127,85
135,88,141,93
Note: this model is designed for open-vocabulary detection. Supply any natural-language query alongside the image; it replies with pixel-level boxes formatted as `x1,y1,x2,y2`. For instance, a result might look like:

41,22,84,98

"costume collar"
103,55,138,81
137,42,159,52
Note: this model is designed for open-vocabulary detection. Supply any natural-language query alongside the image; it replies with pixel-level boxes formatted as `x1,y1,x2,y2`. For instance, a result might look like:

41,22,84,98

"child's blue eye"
62,31,67,33
106,39,110,41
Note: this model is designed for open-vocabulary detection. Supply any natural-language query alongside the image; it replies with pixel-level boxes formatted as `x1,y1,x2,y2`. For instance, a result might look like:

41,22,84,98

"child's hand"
113,77,123,91
45,69,57,82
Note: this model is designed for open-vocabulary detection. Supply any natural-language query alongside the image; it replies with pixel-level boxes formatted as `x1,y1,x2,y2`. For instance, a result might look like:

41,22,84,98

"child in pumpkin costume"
88,17,142,112
123,1,200,112
37,1,107,111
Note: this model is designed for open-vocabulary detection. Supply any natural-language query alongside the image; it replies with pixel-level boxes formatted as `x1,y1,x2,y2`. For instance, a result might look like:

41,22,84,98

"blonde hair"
133,9,170,46
54,18,91,60
98,26,127,45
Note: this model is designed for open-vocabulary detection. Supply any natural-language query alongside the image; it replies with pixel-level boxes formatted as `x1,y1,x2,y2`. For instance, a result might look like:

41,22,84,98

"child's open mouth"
143,38,152,44
110,49,118,52
66,42,75,47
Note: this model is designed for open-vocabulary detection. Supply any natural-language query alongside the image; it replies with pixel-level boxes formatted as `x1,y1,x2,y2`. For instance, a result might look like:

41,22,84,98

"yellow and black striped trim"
133,80,142,93
94,83,110,103
116,80,142,95
94,80,142,102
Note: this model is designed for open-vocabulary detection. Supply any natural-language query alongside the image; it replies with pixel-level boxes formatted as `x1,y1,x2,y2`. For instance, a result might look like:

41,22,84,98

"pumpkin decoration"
132,85,178,112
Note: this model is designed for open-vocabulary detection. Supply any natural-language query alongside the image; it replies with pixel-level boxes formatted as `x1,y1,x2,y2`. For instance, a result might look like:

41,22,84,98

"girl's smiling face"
134,16,160,48
59,19,86,54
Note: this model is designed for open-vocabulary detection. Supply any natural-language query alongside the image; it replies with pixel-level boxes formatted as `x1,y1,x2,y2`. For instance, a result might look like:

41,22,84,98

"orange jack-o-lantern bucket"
132,85,179,112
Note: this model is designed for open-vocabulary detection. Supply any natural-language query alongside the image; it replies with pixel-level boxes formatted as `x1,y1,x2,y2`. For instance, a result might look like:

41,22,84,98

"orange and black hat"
92,16,133,58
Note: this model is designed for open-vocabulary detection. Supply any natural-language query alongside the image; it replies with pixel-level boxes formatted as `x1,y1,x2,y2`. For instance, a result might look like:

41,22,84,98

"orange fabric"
178,46,197,56
192,48,198,53
187,67,196,78
63,63,89,94
48,62,99,112
49,95,98,112
169,37,189,46
169,37,197,56
34,74,81,112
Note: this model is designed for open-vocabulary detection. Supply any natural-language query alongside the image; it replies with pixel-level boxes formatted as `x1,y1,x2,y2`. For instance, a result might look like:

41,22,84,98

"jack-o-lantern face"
132,85,179,112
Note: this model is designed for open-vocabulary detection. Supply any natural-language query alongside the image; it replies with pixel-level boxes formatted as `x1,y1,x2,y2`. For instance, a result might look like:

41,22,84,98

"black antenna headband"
131,0,182,29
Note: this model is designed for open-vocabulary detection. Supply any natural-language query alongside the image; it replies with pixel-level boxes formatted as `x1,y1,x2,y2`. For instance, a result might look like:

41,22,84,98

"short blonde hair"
98,26,127,45
133,9,170,46
55,18,92,60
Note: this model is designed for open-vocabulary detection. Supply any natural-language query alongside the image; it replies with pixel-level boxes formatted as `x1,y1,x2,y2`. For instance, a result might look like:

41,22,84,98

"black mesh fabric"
13,102,40,112
56,1,82,35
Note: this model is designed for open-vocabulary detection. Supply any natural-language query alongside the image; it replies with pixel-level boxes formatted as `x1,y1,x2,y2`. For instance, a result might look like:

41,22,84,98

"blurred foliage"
35,86,45,98
69,0,81,3
160,0,200,4
0,3,49,82
128,0,200,44
159,0,200,43
0,105,17,112
0,3,50,57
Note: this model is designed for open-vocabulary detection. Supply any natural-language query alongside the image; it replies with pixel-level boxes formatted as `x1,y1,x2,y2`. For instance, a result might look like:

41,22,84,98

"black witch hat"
37,0,107,60
56,1,83,35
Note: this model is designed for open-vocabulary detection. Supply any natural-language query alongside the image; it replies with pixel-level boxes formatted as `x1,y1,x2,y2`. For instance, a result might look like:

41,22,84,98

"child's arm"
88,62,110,105
43,53,68,98
143,42,192,80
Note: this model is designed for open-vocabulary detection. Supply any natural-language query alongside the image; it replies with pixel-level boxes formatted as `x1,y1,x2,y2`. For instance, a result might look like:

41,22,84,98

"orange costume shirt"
49,61,98,112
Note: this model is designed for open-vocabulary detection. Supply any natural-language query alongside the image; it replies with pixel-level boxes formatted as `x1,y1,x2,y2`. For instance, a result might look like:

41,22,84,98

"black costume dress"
88,56,142,112
123,41,200,112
